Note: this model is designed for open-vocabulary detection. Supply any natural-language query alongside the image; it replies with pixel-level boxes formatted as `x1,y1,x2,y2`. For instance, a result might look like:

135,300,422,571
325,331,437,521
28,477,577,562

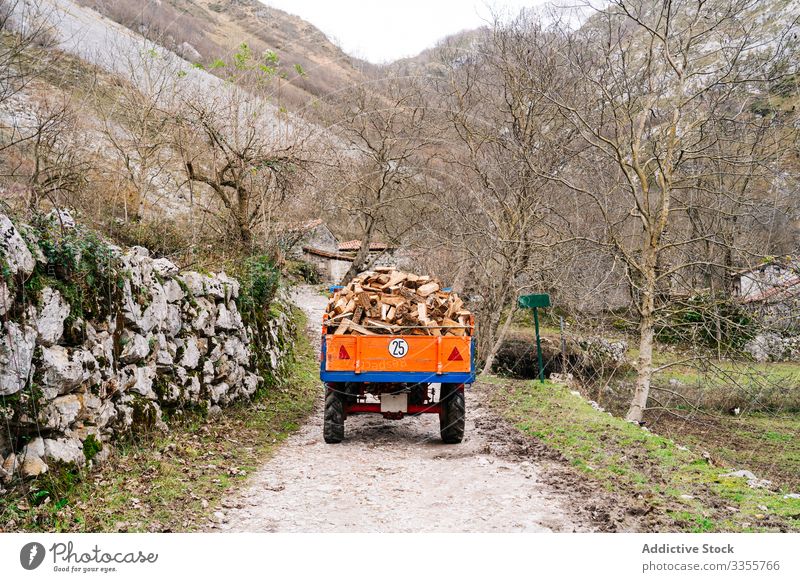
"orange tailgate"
325,335,471,374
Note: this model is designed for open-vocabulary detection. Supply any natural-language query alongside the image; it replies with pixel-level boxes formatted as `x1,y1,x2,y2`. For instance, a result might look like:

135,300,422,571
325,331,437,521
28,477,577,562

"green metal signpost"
518,294,551,383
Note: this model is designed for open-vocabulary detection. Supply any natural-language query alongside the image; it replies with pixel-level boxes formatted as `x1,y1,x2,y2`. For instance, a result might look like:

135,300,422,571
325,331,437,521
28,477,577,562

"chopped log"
352,306,364,325
417,282,440,297
348,321,376,336
380,271,407,289
363,318,398,333
417,303,428,323
357,292,372,310
334,319,351,335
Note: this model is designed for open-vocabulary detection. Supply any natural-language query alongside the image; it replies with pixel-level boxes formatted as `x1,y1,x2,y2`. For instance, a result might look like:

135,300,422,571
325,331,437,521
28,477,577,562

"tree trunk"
236,192,252,247
482,304,517,374
341,219,374,285
626,254,657,423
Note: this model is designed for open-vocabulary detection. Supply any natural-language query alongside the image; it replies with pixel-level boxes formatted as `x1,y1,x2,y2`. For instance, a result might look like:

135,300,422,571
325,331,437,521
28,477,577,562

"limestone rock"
163,278,185,303
120,331,150,364
177,41,202,62
22,437,45,459
163,304,182,336
0,322,37,395
217,272,240,301
2,452,17,477
152,257,179,277
0,213,36,275
744,333,791,363
96,401,118,429
39,345,95,398
216,303,243,332
178,272,207,296
47,208,76,229
185,374,201,401
0,279,10,317
243,373,260,397
221,336,249,366
120,364,156,399
44,438,85,466
41,394,82,431
192,297,216,336
36,288,70,346
719,469,773,489
20,455,48,478
180,336,201,369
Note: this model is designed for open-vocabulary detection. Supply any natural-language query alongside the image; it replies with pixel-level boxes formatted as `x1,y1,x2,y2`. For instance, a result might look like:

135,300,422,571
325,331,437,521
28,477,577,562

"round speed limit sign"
388,338,409,358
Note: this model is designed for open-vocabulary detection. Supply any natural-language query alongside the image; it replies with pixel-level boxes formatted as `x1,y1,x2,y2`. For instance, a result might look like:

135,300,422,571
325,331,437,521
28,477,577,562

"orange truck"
320,291,475,444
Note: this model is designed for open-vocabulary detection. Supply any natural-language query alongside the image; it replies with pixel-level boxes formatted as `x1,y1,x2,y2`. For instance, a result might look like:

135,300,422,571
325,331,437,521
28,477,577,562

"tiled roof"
741,276,800,304
302,246,353,261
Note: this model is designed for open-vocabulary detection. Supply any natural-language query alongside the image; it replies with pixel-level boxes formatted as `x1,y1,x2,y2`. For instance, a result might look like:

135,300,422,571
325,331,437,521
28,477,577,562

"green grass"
0,307,318,532
486,375,800,532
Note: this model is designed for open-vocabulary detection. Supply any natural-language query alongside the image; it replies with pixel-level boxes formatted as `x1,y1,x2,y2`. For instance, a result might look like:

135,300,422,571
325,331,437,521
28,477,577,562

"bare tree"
25,96,90,210
0,0,55,111
524,0,798,421
432,19,572,370
174,89,309,249
95,44,179,223
328,79,438,283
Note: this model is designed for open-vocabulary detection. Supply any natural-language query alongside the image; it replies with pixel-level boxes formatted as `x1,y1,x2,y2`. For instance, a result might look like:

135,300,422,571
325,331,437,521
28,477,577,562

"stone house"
281,220,410,283
732,258,800,331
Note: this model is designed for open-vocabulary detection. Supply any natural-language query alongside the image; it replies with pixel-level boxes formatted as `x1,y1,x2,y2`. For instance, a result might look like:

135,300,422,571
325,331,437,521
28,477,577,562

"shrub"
285,260,320,284
109,218,189,260
16,216,124,323
655,294,756,350
235,255,281,323
233,255,281,384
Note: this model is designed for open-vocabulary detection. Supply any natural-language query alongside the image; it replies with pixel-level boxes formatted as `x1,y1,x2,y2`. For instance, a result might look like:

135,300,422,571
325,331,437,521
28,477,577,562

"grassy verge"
486,375,800,532
0,307,318,533
648,412,800,492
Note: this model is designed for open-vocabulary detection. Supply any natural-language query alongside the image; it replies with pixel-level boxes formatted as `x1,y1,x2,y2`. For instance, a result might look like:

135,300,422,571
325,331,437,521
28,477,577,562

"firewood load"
325,268,471,336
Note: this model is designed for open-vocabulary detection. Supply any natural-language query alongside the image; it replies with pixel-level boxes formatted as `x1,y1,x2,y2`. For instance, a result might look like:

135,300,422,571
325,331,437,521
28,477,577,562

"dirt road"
214,285,589,532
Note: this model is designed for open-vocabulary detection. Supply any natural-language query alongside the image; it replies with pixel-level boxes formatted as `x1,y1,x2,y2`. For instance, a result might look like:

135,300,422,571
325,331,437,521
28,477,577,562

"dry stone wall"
0,212,295,485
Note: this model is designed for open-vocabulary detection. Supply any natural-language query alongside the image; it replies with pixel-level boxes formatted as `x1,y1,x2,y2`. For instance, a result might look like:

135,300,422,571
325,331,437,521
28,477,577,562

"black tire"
439,383,465,444
324,389,344,443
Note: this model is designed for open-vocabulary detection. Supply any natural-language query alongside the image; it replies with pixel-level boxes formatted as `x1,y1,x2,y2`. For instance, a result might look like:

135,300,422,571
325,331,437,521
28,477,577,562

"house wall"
331,259,351,283
301,252,332,280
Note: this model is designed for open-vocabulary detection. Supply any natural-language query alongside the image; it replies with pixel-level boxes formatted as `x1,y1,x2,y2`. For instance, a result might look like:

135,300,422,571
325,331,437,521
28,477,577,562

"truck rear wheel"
439,383,465,444
324,389,344,443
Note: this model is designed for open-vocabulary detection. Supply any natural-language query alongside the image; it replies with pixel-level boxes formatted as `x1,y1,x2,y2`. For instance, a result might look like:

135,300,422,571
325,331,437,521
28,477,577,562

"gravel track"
214,285,589,532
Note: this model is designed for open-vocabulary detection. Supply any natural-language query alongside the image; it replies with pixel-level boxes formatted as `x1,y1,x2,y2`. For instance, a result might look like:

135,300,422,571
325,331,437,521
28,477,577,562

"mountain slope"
75,0,367,107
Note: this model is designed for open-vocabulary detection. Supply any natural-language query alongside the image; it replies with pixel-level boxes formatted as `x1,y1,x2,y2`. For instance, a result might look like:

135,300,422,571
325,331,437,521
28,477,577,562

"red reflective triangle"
447,347,463,361
338,345,351,360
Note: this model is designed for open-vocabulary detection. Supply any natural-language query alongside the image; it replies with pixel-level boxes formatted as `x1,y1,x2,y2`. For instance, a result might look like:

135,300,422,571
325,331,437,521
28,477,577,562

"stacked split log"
325,268,471,336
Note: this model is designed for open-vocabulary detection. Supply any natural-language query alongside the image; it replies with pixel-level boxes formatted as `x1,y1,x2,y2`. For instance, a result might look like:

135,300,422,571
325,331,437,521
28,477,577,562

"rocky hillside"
0,211,295,484
75,0,367,107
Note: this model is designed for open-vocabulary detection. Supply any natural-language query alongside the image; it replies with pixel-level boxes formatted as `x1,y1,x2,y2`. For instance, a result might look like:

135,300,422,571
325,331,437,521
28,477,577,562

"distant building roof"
741,276,800,304
302,246,353,261
733,257,798,277
338,239,392,252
